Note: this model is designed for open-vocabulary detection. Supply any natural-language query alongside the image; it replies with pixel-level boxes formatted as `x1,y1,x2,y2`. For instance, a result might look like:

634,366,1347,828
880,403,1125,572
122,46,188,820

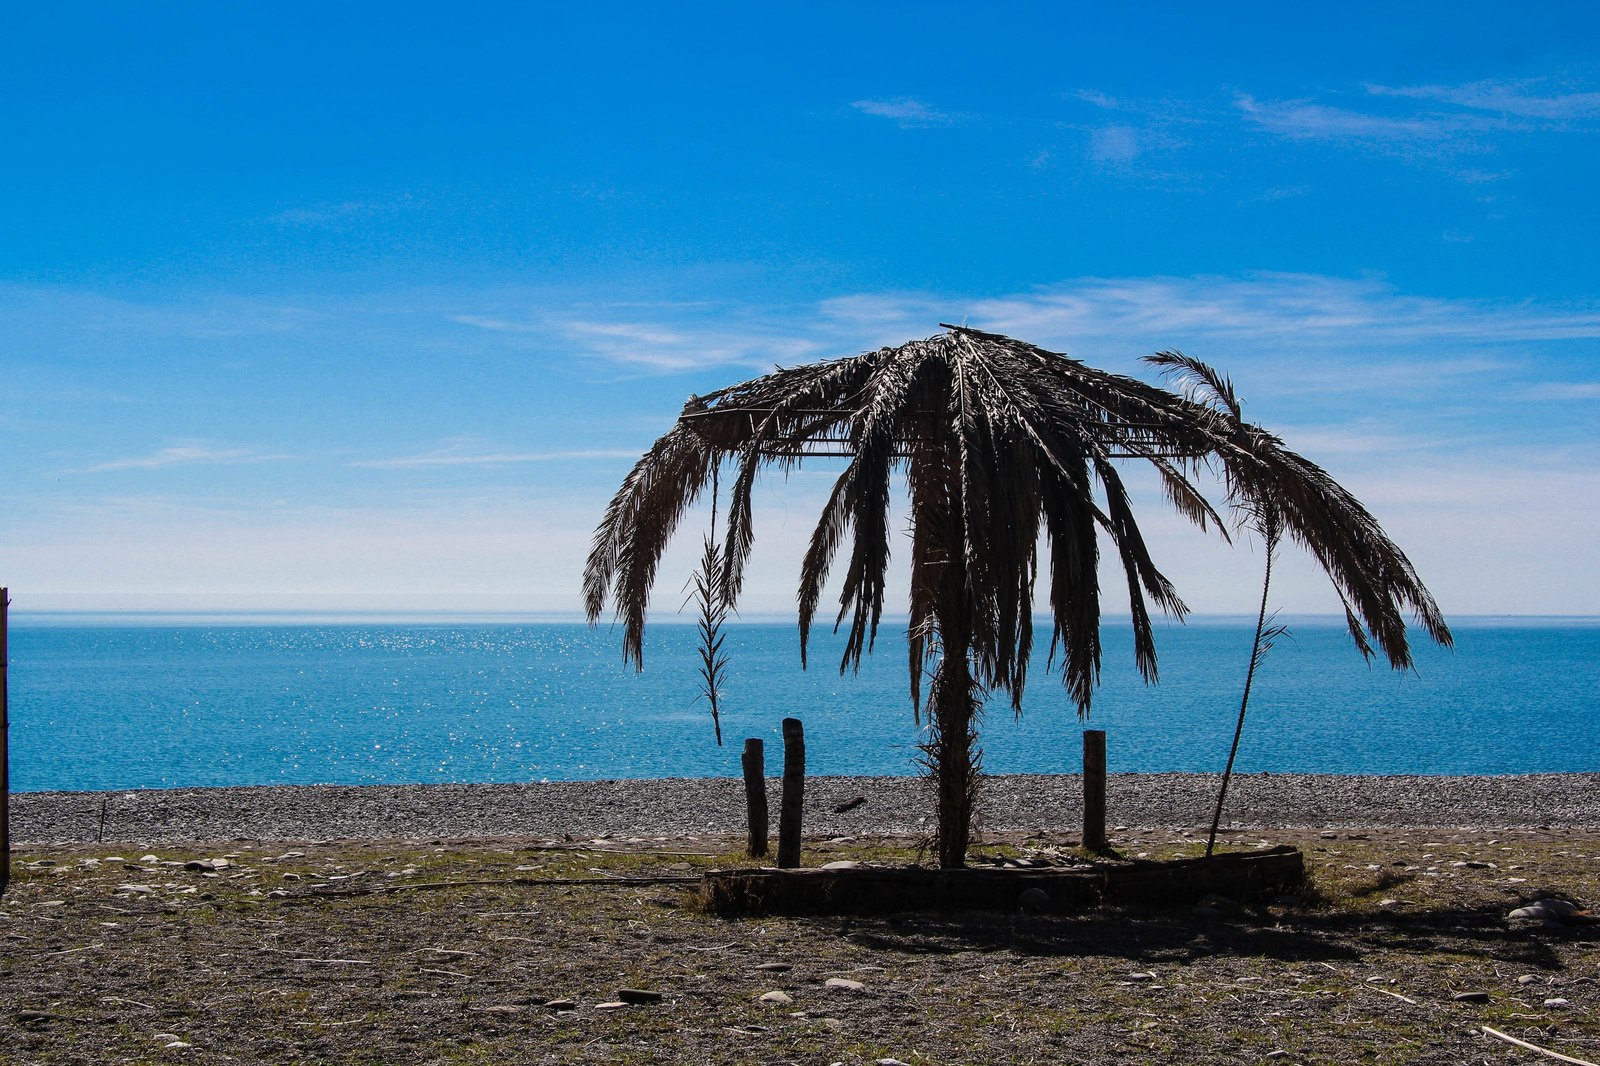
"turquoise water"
6,617,1598,791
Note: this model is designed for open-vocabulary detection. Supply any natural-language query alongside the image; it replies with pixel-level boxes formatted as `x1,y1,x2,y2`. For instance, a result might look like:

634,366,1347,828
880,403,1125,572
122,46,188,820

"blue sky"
4,2,1598,617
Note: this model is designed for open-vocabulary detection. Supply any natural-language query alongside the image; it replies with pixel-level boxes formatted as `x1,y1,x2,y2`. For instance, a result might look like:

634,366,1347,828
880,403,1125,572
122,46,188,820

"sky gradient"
4,2,1598,618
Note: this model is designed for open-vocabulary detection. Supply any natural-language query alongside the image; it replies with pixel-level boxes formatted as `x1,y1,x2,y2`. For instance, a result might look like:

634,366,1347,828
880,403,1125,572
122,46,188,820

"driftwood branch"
1481,1026,1600,1066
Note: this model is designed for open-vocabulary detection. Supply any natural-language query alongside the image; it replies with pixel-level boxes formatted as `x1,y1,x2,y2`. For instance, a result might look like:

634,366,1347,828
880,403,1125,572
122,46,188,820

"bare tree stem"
1207,532,1275,858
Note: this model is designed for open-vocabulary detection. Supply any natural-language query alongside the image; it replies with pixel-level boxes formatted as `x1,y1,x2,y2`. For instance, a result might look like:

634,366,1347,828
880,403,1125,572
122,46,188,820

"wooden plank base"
699,845,1304,917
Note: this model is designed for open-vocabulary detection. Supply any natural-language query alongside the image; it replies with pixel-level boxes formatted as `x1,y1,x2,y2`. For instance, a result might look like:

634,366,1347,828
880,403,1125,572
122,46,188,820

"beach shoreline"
12,771,1598,845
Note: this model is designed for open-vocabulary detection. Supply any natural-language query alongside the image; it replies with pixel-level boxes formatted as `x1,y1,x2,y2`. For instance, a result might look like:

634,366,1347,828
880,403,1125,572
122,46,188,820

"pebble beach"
12,772,1599,845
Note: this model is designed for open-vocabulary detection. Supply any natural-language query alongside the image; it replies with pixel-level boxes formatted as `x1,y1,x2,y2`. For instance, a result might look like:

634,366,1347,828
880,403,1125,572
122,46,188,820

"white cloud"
1368,78,1600,122
80,444,293,473
447,314,539,333
851,97,951,127
353,445,641,469
6,493,604,604
1235,93,1484,146
821,273,1600,354
1252,185,1310,202
271,201,374,225
1072,89,1123,111
268,195,416,226
1235,76,1600,170
1088,125,1141,164
1265,425,1449,457
553,316,825,372
16,275,1600,616
444,301,827,372
1521,381,1600,400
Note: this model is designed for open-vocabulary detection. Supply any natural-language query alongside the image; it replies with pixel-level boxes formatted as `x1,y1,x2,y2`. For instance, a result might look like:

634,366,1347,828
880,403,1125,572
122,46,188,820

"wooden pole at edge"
741,738,769,859
1083,729,1107,853
1,588,10,896
777,718,805,868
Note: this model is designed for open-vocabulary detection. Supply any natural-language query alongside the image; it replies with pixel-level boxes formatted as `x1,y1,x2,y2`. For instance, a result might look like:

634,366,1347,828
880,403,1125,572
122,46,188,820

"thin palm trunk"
929,647,978,868
1205,527,1278,858
925,446,979,868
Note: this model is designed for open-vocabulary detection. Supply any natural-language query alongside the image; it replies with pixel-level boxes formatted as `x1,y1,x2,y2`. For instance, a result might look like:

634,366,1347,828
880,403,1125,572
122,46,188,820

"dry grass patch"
2,828,1597,1064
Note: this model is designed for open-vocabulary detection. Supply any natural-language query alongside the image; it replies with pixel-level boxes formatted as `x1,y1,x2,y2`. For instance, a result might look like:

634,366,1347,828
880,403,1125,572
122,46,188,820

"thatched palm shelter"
584,326,1450,867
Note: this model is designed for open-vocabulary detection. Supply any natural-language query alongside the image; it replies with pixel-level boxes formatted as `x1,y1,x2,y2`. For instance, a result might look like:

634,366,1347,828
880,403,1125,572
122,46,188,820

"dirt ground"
2,827,1598,1064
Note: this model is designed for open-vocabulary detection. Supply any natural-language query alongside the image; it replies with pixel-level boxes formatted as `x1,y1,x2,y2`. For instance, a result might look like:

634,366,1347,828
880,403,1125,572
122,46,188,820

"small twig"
475,910,543,918
1368,986,1418,1005
283,874,699,900
291,958,373,966
38,942,102,958
418,967,470,979
1481,1026,1600,1066
99,995,156,1011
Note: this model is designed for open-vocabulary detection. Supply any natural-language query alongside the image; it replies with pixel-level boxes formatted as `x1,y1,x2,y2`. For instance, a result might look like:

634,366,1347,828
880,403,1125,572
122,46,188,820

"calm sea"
6,616,1597,792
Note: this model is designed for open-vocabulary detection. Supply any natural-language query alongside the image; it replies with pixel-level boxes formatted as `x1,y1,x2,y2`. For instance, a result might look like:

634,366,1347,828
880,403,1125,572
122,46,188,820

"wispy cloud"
447,306,808,371
81,444,293,473
352,442,640,469
1069,88,1200,125
1236,75,1600,170
0,284,321,341
1235,93,1486,147
1070,74,1596,180
1252,184,1310,202
1088,125,1142,164
1065,89,1198,173
1073,89,1124,111
1368,77,1600,122
1521,381,1600,401
821,273,1600,352
268,195,416,227
851,97,952,127
560,316,828,371
447,314,539,333
1266,424,1451,457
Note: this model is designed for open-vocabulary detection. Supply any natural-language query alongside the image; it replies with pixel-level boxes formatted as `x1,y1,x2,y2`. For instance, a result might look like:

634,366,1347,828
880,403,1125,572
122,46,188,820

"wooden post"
1083,729,1106,853
777,717,805,868
741,738,769,859
1,587,10,897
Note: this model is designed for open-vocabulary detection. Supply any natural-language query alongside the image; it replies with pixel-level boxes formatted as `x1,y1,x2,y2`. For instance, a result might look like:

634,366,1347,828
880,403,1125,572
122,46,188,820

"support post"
741,738,768,859
1,587,10,897
777,718,805,868
1082,729,1106,854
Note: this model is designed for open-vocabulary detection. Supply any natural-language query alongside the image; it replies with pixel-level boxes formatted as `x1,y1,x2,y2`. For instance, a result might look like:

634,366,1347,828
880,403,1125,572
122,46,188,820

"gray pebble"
1017,887,1050,911
13,772,1600,845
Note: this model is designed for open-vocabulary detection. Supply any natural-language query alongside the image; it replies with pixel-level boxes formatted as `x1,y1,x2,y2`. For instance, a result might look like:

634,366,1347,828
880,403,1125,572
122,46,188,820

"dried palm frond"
584,327,1452,867
683,532,731,747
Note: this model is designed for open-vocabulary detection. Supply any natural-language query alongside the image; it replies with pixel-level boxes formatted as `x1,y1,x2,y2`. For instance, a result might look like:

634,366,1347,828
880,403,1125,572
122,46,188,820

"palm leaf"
583,327,1452,867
